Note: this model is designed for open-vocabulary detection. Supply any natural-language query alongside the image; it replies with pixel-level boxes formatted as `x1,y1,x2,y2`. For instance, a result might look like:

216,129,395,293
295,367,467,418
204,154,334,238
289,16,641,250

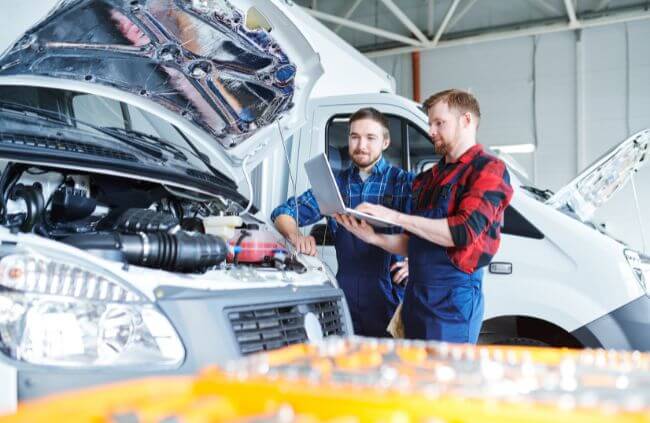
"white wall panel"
375,21,650,251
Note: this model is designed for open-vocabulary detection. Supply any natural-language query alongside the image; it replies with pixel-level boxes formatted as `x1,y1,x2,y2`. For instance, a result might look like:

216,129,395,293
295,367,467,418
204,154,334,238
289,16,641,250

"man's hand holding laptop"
334,212,411,284
334,202,398,244
334,202,411,258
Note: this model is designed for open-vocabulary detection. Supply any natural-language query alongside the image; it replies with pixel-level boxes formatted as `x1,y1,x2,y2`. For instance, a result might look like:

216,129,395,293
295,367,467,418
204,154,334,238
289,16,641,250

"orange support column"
411,51,421,103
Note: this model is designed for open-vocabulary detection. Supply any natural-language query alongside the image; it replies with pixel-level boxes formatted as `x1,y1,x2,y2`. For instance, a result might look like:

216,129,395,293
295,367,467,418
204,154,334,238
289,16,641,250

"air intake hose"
63,231,227,273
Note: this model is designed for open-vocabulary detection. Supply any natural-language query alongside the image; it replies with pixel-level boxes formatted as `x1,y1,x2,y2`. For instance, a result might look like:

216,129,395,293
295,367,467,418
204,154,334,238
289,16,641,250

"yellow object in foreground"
4,337,650,422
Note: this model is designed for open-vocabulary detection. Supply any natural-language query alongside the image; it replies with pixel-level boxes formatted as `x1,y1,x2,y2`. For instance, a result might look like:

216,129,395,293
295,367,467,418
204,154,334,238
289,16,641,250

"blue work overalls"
402,169,484,343
334,174,404,338
335,227,402,337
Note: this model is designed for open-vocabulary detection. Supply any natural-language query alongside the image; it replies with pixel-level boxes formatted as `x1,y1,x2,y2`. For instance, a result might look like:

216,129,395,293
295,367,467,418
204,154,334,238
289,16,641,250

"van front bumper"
571,294,650,351
1,285,351,402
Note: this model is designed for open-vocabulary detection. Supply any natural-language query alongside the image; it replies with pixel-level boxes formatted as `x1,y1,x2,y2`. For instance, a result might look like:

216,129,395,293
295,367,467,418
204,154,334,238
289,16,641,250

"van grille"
228,298,346,355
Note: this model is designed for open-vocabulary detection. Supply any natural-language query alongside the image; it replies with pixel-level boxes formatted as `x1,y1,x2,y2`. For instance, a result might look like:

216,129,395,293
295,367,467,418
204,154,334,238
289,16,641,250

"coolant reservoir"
227,226,287,264
203,215,243,241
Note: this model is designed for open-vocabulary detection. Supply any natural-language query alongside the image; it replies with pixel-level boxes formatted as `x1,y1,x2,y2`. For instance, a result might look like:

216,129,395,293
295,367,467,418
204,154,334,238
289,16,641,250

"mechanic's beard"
435,123,460,157
434,140,448,156
352,150,382,169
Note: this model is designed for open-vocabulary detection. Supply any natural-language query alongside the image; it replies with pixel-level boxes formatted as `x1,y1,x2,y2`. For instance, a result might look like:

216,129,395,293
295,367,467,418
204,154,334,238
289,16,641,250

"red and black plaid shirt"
411,144,513,274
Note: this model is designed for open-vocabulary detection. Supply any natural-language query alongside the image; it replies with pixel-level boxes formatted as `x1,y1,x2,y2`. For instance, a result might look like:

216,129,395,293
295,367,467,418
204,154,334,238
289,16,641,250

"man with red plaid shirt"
335,89,513,343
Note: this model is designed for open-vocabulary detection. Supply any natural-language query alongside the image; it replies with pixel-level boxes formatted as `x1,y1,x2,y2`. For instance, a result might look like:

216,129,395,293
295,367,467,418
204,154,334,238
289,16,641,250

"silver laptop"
304,153,399,228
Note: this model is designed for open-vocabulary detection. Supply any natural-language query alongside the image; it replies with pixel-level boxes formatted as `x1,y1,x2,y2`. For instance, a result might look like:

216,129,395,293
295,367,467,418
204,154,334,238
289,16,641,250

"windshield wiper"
94,126,167,159
521,185,554,200
0,101,165,159
0,102,70,125
0,101,191,164
98,126,189,161
100,128,237,198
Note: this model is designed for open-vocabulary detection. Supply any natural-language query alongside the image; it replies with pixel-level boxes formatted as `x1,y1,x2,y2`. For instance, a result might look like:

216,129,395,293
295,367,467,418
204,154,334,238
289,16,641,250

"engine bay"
0,162,303,274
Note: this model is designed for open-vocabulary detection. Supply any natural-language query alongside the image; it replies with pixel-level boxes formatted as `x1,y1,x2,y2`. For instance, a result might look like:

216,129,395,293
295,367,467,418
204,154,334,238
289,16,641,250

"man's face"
348,118,389,169
427,101,466,156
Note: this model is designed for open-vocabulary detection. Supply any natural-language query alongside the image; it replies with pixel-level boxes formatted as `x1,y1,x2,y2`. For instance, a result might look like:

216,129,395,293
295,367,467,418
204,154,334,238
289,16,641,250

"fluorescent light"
490,143,536,154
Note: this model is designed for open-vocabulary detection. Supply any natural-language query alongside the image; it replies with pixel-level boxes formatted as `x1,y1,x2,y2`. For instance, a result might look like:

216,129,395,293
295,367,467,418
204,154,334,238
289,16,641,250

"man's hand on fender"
288,233,317,256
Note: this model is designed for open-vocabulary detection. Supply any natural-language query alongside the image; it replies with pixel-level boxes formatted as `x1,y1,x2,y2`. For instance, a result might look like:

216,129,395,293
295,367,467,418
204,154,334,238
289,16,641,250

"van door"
303,99,424,273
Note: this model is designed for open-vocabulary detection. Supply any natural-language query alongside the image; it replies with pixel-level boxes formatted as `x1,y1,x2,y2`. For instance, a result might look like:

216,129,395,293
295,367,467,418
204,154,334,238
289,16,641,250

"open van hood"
0,0,323,182
547,129,649,221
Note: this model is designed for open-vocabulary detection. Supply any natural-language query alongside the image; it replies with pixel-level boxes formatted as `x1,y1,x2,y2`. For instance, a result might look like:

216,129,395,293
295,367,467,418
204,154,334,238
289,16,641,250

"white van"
0,0,356,411
261,92,650,350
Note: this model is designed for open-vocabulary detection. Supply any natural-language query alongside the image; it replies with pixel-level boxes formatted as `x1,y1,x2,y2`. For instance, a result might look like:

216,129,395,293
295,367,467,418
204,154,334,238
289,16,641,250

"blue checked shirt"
271,156,414,238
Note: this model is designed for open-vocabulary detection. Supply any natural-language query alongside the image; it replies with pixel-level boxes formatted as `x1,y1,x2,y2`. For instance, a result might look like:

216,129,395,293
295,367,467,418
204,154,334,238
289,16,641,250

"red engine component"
226,228,287,263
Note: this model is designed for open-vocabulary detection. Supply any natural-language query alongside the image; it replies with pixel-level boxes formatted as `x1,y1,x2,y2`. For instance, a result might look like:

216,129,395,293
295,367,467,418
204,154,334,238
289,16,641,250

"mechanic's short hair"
424,89,481,124
349,107,390,140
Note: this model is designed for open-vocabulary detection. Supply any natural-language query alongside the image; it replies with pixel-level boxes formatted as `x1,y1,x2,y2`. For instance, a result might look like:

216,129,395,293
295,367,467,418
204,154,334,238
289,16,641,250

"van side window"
407,124,440,173
502,206,544,239
326,114,405,172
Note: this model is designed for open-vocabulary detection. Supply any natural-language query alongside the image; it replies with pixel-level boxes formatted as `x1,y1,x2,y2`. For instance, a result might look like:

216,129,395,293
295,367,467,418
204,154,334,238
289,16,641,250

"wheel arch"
480,315,584,348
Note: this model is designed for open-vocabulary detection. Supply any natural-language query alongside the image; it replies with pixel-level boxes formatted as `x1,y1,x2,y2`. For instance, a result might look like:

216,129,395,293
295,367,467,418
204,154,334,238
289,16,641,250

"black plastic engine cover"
115,208,179,233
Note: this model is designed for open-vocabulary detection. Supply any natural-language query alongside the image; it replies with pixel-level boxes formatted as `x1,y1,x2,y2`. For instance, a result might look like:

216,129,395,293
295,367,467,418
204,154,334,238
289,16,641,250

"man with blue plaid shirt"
271,108,413,337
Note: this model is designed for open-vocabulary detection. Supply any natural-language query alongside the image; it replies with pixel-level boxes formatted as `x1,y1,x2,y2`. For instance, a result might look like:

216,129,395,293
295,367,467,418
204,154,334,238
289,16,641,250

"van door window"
316,113,407,246
326,115,406,172
407,124,439,173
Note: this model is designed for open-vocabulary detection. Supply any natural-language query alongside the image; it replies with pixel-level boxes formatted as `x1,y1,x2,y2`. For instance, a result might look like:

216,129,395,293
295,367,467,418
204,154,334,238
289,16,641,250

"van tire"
497,337,549,347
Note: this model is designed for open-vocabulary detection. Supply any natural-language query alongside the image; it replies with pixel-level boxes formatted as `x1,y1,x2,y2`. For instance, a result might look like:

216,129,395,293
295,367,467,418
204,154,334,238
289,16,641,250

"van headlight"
0,251,184,368
624,249,650,296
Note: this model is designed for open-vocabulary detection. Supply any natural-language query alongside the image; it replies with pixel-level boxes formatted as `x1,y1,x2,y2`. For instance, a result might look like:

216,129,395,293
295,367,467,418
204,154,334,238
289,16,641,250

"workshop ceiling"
292,0,650,57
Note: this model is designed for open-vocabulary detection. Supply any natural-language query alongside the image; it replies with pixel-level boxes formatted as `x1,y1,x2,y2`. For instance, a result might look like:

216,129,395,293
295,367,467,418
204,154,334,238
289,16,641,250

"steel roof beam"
379,0,429,43
528,0,564,16
447,0,479,32
304,8,423,47
364,6,650,57
427,0,435,37
564,0,580,27
334,0,365,34
432,0,462,46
